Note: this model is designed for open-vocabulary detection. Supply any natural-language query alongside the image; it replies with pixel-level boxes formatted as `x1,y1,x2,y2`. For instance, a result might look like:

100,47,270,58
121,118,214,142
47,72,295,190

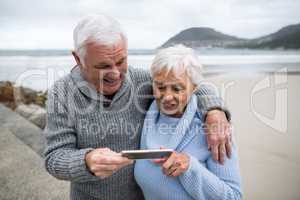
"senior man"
44,14,232,200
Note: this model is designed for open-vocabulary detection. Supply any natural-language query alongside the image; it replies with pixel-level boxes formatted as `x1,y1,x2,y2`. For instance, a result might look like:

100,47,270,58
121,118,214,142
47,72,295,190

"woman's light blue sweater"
134,95,242,200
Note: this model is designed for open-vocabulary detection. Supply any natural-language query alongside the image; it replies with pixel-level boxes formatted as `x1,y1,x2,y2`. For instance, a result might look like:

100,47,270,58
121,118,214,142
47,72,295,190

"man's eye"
116,59,125,66
102,65,111,69
94,64,111,69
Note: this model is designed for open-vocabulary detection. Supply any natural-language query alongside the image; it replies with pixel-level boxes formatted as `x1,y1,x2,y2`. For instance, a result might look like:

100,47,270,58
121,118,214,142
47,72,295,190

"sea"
0,49,299,91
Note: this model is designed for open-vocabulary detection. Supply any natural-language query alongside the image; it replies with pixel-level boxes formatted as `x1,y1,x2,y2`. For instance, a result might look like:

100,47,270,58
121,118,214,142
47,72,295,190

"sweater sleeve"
129,66,231,121
179,144,242,200
195,84,231,121
44,84,99,183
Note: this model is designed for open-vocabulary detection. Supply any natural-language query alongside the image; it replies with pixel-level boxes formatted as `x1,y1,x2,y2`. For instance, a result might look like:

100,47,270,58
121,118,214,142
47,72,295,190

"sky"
0,0,300,49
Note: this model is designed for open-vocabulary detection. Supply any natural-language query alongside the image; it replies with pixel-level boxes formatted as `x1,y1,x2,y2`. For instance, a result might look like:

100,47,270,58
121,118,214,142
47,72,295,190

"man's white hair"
150,45,203,85
73,14,127,61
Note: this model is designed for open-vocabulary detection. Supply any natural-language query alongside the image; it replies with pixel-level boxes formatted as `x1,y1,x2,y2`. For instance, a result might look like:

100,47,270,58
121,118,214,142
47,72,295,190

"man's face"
76,39,128,96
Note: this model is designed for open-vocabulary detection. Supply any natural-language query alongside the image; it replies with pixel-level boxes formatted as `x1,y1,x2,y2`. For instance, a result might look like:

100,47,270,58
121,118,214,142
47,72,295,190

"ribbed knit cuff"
181,155,203,179
197,95,231,122
69,148,99,182
206,106,231,122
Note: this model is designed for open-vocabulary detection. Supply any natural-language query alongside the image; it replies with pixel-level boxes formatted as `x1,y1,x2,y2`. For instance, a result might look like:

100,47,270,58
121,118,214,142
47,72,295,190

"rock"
0,104,45,155
15,104,46,129
0,81,16,109
1,81,47,128
0,81,47,109
14,87,47,107
0,128,69,199
0,81,14,101
35,91,47,107
14,87,38,105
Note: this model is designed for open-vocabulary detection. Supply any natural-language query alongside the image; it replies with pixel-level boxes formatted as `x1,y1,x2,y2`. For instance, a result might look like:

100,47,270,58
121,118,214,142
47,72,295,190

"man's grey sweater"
44,66,226,200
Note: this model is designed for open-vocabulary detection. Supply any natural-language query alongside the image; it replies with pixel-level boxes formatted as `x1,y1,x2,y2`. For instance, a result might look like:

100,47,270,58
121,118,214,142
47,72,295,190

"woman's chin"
160,108,180,117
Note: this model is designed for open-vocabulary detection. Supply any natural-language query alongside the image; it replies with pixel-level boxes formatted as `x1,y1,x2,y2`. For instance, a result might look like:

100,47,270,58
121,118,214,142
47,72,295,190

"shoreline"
1,70,299,92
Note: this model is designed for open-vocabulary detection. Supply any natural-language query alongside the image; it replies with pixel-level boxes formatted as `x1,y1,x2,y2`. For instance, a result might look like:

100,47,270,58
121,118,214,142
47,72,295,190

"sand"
204,72,300,199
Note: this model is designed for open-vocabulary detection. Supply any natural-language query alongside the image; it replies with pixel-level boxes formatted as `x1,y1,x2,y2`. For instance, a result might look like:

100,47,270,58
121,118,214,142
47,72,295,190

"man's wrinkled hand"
205,109,232,164
85,148,133,179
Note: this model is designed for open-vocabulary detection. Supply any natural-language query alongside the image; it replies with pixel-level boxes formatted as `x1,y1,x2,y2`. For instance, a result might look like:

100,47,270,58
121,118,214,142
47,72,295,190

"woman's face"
153,69,197,117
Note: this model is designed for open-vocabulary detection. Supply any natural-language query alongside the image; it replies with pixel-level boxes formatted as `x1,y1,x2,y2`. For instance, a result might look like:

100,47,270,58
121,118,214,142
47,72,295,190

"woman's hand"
153,152,190,177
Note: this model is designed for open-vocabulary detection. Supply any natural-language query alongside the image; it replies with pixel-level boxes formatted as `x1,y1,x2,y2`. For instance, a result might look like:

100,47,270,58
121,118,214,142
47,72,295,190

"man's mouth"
103,77,121,86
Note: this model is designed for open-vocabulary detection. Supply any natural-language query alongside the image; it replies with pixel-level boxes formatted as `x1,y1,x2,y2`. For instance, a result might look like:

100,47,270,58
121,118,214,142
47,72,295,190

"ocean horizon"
0,49,300,91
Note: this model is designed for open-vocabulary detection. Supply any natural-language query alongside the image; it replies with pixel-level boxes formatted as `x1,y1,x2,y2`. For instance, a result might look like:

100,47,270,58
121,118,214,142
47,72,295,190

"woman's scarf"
143,94,200,151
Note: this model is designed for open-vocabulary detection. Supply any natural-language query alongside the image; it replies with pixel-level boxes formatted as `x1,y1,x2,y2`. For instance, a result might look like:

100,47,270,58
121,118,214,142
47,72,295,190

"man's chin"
101,82,122,96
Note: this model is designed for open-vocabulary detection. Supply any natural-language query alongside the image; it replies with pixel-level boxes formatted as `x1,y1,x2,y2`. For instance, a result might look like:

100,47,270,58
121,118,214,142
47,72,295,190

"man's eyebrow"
116,57,126,63
118,56,126,60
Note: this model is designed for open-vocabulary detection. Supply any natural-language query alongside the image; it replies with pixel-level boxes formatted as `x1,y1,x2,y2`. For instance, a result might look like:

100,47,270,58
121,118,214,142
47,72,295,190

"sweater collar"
70,65,131,103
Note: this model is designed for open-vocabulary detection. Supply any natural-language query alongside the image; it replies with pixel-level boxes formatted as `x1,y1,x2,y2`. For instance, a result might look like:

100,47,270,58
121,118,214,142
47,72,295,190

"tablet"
121,149,173,160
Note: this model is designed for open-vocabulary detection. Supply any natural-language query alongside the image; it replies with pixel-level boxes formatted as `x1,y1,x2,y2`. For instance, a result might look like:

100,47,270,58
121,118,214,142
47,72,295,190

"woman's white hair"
150,45,203,85
73,14,127,62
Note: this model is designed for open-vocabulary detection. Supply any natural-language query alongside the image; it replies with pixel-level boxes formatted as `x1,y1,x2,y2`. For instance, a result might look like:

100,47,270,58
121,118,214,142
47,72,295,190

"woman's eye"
157,86,166,91
173,86,183,92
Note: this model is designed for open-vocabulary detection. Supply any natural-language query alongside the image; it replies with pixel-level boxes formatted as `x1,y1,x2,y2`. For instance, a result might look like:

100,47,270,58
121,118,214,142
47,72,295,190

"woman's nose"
162,91,174,101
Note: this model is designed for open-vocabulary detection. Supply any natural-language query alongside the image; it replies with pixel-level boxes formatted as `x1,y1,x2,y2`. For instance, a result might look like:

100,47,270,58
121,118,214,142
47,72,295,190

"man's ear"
72,51,82,66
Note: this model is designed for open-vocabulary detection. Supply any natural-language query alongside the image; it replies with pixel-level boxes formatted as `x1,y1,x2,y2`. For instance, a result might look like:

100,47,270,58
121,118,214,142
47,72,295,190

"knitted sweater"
44,65,227,200
134,95,242,200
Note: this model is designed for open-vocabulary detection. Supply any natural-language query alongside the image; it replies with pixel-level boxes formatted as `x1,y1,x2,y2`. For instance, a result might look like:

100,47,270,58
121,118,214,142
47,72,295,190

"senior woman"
134,45,242,200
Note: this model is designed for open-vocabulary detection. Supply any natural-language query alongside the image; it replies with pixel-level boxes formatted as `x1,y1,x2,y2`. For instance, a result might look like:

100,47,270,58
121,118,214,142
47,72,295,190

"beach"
0,50,300,199
204,72,300,199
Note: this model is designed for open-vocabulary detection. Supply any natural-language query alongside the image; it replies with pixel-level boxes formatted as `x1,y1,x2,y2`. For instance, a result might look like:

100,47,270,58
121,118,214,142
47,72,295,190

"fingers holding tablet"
121,149,173,160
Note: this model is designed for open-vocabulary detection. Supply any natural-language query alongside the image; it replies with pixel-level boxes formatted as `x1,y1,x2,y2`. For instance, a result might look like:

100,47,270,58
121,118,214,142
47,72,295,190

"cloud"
0,0,299,49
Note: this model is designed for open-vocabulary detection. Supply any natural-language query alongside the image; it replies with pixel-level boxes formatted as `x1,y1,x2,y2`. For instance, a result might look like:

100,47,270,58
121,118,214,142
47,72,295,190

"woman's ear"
192,84,199,93
72,51,82,67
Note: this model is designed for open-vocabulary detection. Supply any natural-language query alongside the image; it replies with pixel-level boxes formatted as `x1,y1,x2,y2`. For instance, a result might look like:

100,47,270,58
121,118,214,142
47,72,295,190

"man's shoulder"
128,66,151,84
48,73,74,96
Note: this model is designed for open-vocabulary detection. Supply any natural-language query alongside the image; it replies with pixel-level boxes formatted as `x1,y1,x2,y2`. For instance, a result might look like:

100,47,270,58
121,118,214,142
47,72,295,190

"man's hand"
205,109,232,164
85,148,133,179
153,152,190,177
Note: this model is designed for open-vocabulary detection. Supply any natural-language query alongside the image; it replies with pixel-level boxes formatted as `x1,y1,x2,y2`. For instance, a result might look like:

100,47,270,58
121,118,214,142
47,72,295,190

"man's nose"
109,65,121,78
